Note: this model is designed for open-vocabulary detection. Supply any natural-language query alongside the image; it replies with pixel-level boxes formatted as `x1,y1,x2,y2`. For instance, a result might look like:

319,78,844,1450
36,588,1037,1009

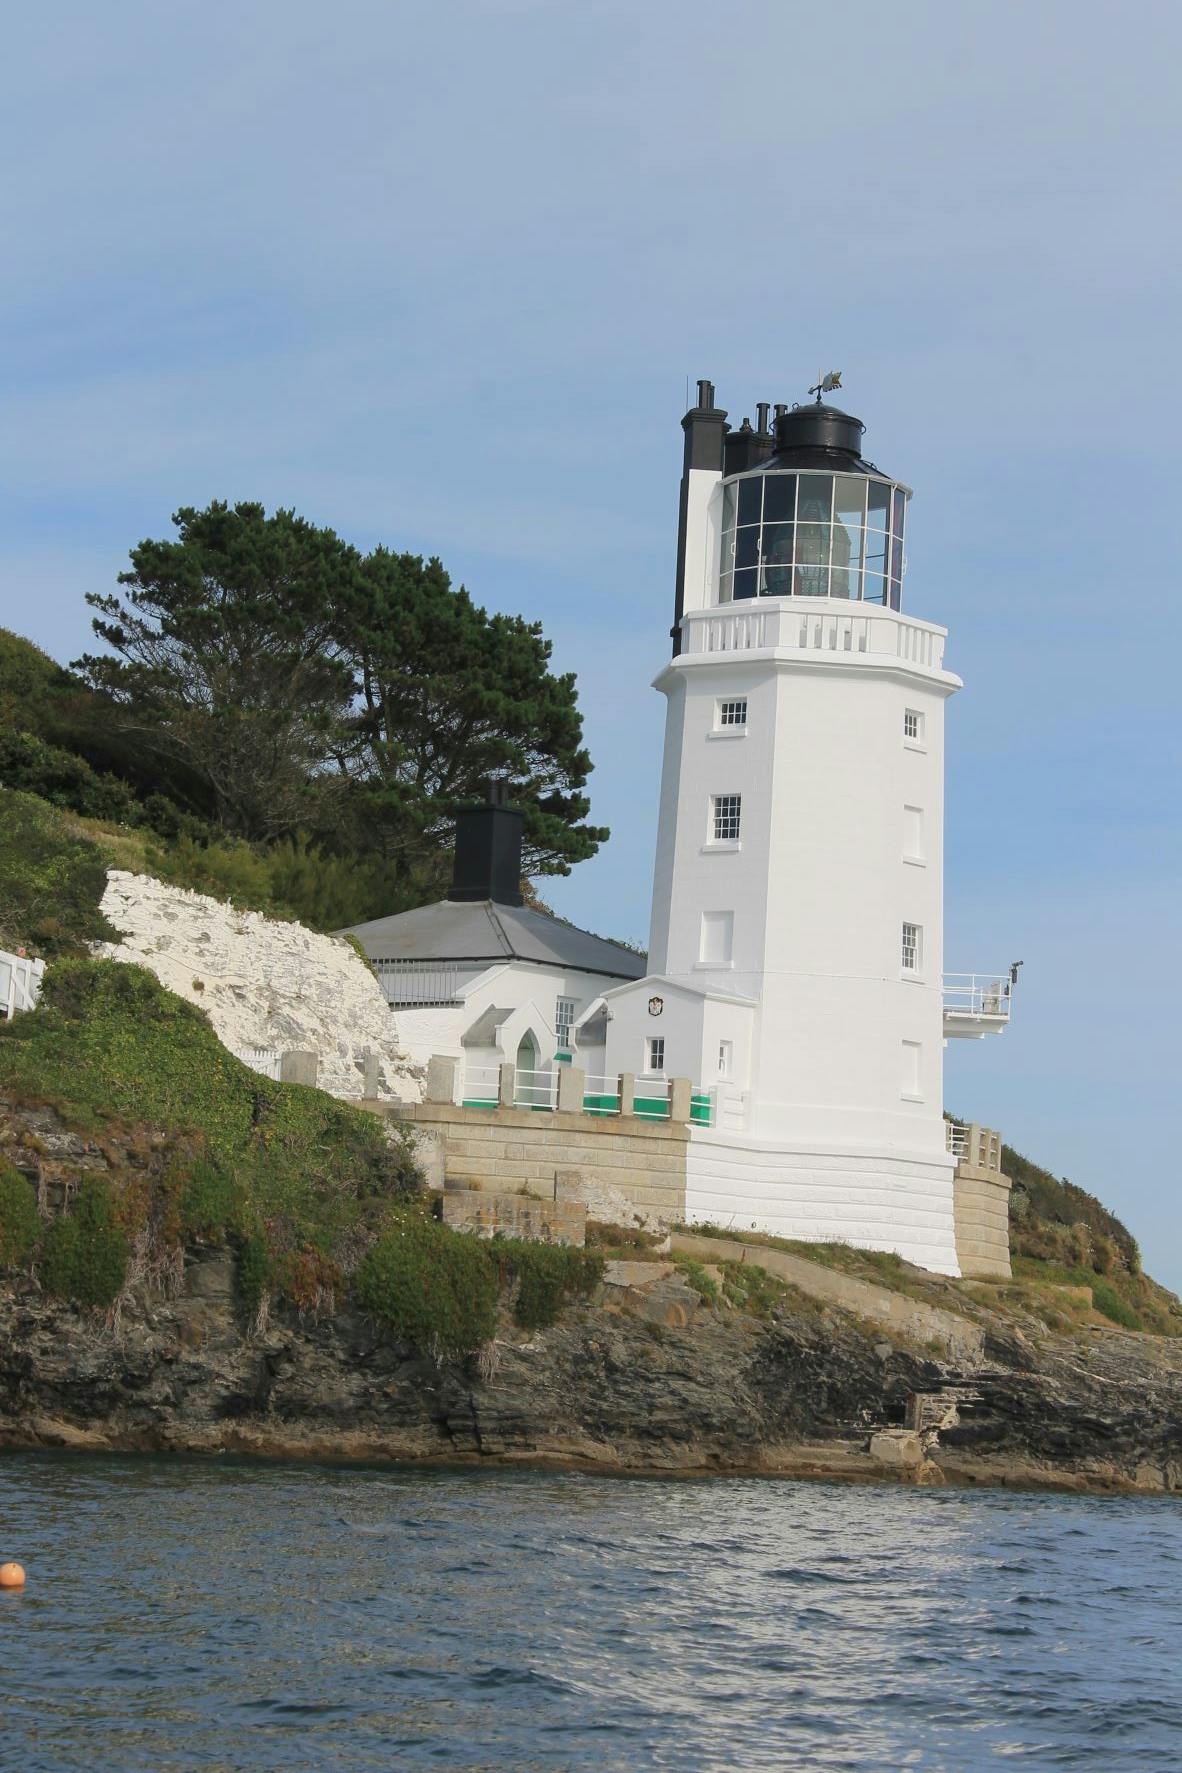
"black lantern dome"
717,400,910,610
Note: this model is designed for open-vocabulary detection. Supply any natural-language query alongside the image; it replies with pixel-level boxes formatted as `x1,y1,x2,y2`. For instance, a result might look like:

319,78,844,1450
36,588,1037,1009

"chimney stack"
448,787,524,906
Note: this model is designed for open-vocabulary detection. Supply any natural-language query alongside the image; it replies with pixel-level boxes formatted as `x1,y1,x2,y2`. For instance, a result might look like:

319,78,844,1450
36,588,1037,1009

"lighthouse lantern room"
592,379,1013,1275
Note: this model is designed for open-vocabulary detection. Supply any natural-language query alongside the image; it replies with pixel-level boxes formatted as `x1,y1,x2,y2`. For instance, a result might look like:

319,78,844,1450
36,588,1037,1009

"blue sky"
3,2,1180,1281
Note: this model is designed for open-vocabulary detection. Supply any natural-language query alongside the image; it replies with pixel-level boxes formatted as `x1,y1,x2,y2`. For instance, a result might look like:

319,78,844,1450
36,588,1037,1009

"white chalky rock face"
96,871,415,1101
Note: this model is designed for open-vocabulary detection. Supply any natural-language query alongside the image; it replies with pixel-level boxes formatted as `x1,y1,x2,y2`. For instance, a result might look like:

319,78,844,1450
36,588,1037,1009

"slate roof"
339,899,648,982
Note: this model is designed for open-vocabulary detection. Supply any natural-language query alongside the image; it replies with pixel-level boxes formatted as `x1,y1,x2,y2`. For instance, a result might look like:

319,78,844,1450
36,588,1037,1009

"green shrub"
0,729,141,824
720,1259,788,1318
40,1181,129,1309
1089,1278,1143,1331
0,788,115,954
488,1239,605,1330
179,1159,246,1244
237,1234,274,1314
0,1166,40,1267
355,1214,498,1356
671,1253,719,1304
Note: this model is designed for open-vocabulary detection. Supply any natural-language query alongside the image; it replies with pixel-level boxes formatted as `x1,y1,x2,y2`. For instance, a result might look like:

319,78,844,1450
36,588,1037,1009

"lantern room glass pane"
891,487,907,540
794,523,831,596
720,480,737,537
760,523,794,597
732,567,758,601
830,521,862,600
796,475,833,523
737,477,763,527
762,473,797,523
834,476,866,528
734,527,759,571
718,568,733,604
867,481,890,530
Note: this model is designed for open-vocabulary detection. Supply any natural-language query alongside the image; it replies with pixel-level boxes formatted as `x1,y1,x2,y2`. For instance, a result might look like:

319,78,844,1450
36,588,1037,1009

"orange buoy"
0,1563,26,1589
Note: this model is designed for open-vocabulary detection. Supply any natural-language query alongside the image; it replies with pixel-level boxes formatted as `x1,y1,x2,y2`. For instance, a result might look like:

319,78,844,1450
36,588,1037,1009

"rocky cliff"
3,1242,1181,1496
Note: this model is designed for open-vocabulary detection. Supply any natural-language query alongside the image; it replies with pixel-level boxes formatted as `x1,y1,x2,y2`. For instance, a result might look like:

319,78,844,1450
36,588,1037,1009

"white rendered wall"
650,622,957,1157
685,1130,960,1275
391,960,632,1090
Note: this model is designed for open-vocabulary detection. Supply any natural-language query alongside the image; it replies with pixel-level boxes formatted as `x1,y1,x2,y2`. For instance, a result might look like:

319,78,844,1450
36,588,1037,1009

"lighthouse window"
710,794,742,843
717,470,906,607
717,697,747,728
901,922,923,974
645,1037,666,1075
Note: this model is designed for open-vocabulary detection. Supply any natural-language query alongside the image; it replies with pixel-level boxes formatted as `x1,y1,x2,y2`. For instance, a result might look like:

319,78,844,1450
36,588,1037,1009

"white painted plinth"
685,1127,961,1276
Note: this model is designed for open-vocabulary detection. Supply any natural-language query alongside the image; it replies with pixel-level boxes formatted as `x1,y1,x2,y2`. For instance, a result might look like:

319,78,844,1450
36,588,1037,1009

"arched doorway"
514,1030,551,1108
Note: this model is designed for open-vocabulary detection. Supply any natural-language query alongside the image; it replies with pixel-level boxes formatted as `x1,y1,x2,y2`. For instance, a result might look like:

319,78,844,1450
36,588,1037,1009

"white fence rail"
460,1064,501,1105
230,1046,283,1080
514,1066,557,1111
0,951,45,1020
583,1073,622,1115
632,1077,672,1119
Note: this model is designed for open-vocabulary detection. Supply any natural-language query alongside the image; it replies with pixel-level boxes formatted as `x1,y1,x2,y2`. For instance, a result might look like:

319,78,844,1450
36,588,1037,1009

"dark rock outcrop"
2,1248,1181,1494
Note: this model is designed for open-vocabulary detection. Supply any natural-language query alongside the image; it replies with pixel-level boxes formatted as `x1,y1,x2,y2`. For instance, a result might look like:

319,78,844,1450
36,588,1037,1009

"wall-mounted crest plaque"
647,995,664,1017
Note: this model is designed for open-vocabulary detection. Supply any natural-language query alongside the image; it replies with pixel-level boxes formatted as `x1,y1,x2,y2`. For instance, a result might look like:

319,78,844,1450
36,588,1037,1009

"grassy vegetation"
0,789,117,955
356,1212,500,1357
39,1181,130,1310
0,956,420,1314
670,1252,720,1303
486,1239,604,1330
0,1166,40,1267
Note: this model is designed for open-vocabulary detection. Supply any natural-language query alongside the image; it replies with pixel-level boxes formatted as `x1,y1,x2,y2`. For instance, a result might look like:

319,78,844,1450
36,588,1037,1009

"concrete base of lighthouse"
685,1129,961,1276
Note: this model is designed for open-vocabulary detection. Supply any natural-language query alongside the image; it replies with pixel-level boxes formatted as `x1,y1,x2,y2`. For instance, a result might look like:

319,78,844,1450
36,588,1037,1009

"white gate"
0,951,44,1020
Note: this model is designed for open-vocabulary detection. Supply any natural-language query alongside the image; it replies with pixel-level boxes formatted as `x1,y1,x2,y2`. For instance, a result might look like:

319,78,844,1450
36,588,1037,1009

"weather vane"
808,370,842,403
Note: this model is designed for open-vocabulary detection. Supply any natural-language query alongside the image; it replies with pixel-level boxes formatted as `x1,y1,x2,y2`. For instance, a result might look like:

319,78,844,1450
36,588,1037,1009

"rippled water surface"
1,1455,1180,1770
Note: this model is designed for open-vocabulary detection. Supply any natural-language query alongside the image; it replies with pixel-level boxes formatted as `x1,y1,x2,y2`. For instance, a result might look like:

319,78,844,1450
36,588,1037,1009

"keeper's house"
340,792,645,1100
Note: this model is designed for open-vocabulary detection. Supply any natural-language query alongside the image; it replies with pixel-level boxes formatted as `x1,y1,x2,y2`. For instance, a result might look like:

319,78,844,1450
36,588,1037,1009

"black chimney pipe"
448,787,524,906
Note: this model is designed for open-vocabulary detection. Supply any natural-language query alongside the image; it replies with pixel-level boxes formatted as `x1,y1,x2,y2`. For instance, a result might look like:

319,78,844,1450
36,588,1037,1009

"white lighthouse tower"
593,378,1011,1274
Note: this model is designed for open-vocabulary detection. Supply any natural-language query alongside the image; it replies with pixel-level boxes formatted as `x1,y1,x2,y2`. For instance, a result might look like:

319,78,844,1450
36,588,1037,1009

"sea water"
1,1454,1179,1771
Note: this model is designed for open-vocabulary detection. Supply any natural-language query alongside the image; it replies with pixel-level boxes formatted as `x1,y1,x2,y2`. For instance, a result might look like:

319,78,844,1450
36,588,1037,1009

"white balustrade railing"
945,1121,968,1159
681,599,946,671
0,950,44,1019
943,973,1013,1021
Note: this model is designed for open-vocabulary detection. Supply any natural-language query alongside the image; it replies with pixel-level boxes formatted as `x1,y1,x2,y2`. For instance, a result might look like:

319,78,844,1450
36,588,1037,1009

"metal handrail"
943,972,1013,1019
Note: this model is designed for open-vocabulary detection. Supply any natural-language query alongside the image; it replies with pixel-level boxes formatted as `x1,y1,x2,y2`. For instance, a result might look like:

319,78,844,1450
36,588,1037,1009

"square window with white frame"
904,708,925,744
710,793,742,843
717,697,748,730
645,1036,665,1074
901,921,923,974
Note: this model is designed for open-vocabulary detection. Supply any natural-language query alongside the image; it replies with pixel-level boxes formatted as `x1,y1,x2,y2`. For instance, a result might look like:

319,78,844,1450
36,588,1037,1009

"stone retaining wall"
671,1231,986,1364
950,1125,1012,1279
391,1101,689,1223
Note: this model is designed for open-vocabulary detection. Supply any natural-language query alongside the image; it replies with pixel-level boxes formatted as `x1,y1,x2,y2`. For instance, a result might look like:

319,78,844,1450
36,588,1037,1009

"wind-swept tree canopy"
334,548,607,879
79,502,361,841
74,501,607,893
